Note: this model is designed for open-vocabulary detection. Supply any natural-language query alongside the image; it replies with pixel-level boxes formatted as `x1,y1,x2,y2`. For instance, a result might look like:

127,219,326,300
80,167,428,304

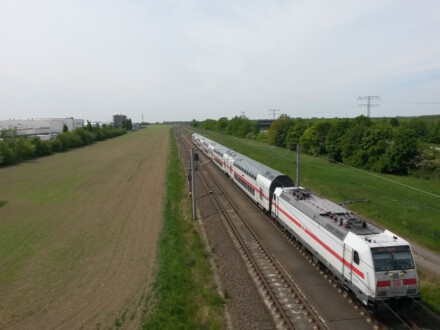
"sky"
1,1,439,123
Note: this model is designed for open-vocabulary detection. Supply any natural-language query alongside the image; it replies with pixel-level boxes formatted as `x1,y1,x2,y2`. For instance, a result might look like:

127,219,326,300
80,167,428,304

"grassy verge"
141,130,224,329
195,129,440,313
420,272,440,314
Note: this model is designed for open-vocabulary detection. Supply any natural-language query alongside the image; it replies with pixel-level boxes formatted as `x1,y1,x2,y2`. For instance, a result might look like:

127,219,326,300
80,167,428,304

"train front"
368,230,421,311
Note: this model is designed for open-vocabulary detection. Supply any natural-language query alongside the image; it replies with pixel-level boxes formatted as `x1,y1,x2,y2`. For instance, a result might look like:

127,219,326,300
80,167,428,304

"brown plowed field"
0,126,169,329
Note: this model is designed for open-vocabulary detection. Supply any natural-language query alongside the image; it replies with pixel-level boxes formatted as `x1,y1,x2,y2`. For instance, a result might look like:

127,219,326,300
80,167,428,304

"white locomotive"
192,132,420,311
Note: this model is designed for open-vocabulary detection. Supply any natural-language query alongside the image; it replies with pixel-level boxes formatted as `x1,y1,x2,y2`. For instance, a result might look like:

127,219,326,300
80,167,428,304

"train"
192,132,420,311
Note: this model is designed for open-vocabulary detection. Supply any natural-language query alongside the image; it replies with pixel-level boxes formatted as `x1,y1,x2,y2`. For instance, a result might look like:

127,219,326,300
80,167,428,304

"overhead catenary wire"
299,147,440,199
382,101,440,105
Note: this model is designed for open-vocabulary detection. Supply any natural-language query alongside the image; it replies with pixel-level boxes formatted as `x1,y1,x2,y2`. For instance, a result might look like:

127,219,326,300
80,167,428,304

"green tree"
56,132,81,150
190,119,199,128
325,119,350,162
412,148,440,180
217,117,228,132
267,114,292,147
200,119,217,131
14,137,36,161
389,117,400,127
402,119,428,140
50,138,64,152
361,124,393,171
226,116,258,138
299,121,331,155
342,115,372,165
382,127,419,174
0,140,15,165
300,125,320,154
30,137,53,156
74,127,95,145
285,119,308,149
122,118,133,131
427,121,440,143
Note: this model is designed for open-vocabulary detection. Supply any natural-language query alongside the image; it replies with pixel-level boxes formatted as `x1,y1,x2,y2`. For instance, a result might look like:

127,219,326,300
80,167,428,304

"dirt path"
412,243,440,279
0,126,169,329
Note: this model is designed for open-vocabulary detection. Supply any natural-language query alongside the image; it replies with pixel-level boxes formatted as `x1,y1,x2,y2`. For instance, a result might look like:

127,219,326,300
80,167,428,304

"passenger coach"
191,132,420,311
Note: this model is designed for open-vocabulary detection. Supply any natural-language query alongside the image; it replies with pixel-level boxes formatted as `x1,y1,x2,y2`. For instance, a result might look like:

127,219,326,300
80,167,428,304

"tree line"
0,122,127,167
191,116,260,139
191,115,440,180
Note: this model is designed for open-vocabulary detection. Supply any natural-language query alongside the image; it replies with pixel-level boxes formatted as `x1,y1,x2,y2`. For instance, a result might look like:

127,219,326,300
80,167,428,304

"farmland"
0,126,169,329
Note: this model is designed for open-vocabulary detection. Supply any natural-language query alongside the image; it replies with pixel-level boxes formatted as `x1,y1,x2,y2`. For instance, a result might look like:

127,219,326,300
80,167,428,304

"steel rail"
178,128,437,330
197,162,328,330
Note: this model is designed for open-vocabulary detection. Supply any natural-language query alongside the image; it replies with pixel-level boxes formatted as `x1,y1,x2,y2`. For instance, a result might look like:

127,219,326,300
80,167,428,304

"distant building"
0,118,84,139
113,114,127,128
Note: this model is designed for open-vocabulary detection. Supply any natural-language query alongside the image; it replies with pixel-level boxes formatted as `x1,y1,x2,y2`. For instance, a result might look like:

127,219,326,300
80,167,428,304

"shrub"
0,140,15,165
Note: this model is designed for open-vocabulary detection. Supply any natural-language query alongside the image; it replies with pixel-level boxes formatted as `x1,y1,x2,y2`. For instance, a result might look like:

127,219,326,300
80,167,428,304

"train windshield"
371,246,414,271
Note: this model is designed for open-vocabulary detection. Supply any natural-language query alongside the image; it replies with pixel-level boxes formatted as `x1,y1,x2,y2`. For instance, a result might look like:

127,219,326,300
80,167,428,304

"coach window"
353,251,360,265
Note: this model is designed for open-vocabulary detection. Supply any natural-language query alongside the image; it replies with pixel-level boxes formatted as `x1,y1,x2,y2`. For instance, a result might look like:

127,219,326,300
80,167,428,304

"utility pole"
358,96,380,117
269,109,280,120
190,148,196,219
178,127,181,158
296,144,300,188
240,111,246,118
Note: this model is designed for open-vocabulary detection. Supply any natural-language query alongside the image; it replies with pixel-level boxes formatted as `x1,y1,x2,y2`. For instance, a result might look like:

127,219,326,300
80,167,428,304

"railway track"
197,161,328,329
177,127,440,330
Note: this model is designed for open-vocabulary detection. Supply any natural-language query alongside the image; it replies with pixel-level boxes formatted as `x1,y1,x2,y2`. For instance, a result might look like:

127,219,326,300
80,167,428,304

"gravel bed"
197,183,274,330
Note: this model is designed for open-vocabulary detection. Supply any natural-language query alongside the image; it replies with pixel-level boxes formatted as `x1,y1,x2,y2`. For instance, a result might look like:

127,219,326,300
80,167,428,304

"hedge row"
0,125,127,167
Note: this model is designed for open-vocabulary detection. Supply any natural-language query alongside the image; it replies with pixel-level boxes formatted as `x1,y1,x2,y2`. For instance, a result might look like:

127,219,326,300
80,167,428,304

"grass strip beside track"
419,271,440,315
141,130,224,329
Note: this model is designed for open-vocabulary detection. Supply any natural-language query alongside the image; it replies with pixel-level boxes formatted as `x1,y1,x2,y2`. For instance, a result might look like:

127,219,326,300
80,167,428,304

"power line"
268,109,280,120
358,96,380,117
301,148,440,199
382,101,440,105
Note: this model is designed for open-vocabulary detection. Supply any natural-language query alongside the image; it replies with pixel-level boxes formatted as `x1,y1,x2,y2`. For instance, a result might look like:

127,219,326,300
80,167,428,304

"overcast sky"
1,1,439,123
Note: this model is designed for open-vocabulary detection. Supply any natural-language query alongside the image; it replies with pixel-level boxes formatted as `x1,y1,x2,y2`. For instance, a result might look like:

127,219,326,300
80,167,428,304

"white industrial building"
0,118,84,140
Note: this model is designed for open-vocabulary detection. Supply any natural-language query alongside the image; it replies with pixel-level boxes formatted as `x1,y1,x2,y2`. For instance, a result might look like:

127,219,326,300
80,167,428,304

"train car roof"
211,142,230,154
228,149,292,182
195,133,293,184
278,187,383,241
